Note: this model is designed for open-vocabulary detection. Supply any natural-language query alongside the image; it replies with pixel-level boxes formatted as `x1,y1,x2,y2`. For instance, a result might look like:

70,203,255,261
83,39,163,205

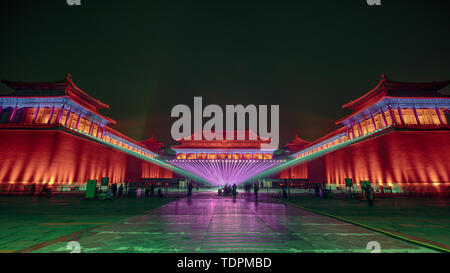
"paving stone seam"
16,225,105,253
283,200,449,253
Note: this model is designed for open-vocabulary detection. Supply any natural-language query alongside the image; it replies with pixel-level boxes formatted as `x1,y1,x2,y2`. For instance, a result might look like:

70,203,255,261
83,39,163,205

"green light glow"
61,124,211,185
247,125,393,182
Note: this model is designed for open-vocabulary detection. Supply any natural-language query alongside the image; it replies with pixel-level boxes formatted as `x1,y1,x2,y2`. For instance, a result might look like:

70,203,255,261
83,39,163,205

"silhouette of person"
232,184,237,199
254,183,259,200
187,182,193,197
282,183,288,198
111,183,117,197
118,184,124,197
30,183,36,196
150,183,155,197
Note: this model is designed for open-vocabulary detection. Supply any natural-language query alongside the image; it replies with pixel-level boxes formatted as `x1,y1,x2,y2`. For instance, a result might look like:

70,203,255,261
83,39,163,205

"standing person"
118,184,124,198
39,184,52,198
187,182,193,198
254,183,259,200
364,184,374,206
30,183,36,196
282,183,288,198
150,183,155,197
144,184,150,198
111,183,117,198
314,184,320,197
232,184,237,200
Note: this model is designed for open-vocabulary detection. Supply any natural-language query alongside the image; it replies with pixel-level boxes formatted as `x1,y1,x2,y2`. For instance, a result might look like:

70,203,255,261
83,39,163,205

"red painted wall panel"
278,130,450,189
0,129,172,187
279,163,308,179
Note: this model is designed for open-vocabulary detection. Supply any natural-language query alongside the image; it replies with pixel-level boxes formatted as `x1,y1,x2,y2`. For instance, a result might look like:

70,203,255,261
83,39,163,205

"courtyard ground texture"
0,191,440,253
0,194,178,252
282,197,450,251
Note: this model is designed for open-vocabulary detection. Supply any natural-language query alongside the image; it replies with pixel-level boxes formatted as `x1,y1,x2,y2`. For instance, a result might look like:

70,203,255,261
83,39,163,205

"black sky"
1,0,449,146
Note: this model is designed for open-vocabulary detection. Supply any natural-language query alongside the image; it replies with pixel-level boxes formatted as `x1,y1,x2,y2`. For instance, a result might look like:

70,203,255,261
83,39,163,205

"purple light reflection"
167,159,285,186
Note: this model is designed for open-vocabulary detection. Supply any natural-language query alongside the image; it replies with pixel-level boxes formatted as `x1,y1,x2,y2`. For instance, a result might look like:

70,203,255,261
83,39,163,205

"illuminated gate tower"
0,74,173,188
168,131,285,186
277,74,450,193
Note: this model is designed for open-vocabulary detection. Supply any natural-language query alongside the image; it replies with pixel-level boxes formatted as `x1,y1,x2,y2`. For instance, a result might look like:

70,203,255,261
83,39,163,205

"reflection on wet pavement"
33,192,436,253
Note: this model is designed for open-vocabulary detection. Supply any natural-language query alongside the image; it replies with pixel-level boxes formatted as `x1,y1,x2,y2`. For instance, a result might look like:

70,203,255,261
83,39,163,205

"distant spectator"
282,183,288,198
30,183,36,196
364,185,374,206
150,183,155,197
144,184,150,198
111,183,117,197
187,182,193,197
314,184,320,197
39,184,52,198
232,184,237,199
118,184,124,197
254,183,259,200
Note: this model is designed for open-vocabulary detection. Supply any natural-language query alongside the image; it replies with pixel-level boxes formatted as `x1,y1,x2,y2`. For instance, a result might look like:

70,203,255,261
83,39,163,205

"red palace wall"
0,129,172,189
278,130,450,191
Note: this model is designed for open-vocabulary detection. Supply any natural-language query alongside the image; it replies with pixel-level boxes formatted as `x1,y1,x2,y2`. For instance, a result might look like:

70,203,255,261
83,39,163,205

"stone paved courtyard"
11,192,435,253
0,194,178,252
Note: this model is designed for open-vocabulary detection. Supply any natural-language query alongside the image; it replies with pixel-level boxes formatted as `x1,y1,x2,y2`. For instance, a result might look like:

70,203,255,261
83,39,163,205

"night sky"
1,0,449,147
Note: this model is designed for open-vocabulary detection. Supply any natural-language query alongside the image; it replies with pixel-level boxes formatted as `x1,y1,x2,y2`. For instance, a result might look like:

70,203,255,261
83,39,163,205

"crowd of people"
144,183,164,198
217,184,238,198
217,183,263,200
96,183,167,200
24,180,376,206
95,183,125,200
24,183,52,198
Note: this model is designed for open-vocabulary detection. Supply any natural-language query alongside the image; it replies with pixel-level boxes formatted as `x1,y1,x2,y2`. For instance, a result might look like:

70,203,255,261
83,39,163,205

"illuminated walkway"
33,192,435,253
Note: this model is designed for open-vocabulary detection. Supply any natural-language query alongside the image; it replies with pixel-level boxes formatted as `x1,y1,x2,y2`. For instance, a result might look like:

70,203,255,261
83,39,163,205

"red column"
101,127,106,140
47,106,55,124
349,123,355,139
397,107,405,126
32,106,41,123
97,126,103,139
413,107,421,125
435,107,444,125
358,121,363,136
9,106,18,122
381,109,388,127
75,113,82,130
89,121,94,135
57,105,65,124
370,114,377,130
64,109,72,126
388,106,395,125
